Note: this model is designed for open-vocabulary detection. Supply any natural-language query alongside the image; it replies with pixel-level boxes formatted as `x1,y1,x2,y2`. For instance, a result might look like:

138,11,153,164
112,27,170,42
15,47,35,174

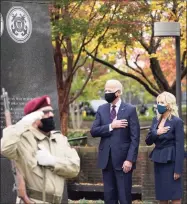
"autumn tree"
82,69,154,103
85,0,187,97
50,0,120,134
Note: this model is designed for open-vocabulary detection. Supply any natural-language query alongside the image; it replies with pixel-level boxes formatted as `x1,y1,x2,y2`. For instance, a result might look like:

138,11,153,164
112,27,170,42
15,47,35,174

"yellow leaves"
95,1,102,10
108,54,116,62
151,5,163,11
52,40,56,47
149,53,158,59
81,52,87,58
150,1,164,11
149,52,168,61
181,41,186,52
165,10,178,21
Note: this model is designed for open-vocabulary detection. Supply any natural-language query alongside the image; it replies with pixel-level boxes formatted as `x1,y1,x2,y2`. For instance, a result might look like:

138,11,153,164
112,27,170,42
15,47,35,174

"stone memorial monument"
0,0,68,203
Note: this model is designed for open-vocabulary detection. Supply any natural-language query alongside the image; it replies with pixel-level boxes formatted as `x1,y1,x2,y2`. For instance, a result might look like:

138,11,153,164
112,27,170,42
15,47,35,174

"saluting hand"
18,111,44,126
157,126,170,135
111,119,128,129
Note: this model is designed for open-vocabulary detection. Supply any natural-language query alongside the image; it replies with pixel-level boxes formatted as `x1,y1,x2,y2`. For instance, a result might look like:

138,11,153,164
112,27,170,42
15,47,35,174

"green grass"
138,107,155,121
68,199,104,204
83,115,95,121
68,200,142,203
67,130,89,146
67,130,88,138
182,105,187,113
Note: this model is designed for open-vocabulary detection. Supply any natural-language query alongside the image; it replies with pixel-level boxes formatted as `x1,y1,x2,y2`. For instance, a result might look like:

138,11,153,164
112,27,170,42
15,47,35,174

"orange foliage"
131,39,185,88
157,40,176,86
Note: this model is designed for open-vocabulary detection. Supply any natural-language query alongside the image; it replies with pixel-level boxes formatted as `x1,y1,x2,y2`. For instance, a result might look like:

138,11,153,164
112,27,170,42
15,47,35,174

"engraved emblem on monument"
6,6,32,43
0,13,4,37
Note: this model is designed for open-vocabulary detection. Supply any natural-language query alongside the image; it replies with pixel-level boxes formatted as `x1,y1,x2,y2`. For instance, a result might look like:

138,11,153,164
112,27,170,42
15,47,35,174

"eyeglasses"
104,90,119,93
42,110,54,115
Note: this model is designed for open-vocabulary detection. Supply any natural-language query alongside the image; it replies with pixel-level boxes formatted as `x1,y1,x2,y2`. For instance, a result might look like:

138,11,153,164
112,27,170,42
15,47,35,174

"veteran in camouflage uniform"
1,95,80,204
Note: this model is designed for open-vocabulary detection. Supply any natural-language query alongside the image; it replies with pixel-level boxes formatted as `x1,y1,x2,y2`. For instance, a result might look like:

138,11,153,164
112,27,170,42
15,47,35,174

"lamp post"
153,22,182,117
154,22,185,203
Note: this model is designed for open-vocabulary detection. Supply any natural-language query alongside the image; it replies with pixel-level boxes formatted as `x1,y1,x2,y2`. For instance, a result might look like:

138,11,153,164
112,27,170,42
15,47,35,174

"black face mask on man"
105,91,118,103
38,117,55,133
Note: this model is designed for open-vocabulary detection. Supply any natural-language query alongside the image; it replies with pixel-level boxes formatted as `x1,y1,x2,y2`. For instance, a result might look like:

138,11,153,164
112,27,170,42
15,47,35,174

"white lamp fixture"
153,21,182,117
154,22,180,37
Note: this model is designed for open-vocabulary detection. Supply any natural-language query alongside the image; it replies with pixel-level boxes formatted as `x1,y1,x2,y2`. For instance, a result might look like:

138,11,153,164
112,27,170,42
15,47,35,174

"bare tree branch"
62,41,68,57
69,50,98,104
72,37,86,70
84,2,119,46
171,50,187,90
134,54,144,73
136,35,150,53
181,50,187,71
134,62,160,92
71,2,118,78
123,45,142,75
69,0,84,16
124,45,160,93
87,0,97,21
149,11,155,51
181,67,187,79
72,56,89,76
54,35,63,89
83,11,108,46
85,49,159,97
134,28,170,91
154,38,162,51
71,0,98,71
171,67,187,90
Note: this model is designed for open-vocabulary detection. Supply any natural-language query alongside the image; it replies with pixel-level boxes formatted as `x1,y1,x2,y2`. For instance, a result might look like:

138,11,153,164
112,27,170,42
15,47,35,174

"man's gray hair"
105,79,123,95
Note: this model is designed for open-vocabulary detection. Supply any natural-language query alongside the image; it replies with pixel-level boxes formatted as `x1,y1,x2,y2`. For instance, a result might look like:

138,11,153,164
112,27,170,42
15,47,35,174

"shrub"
67,129,89,146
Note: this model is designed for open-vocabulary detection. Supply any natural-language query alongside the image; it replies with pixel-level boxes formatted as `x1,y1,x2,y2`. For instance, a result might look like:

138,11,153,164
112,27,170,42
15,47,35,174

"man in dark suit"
90,79,140,204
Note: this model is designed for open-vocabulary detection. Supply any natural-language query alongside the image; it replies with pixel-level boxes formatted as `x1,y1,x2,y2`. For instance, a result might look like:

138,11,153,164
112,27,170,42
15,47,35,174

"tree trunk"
54,35,74,135
61,110,68,136
150,58,170,92
58,88,69,135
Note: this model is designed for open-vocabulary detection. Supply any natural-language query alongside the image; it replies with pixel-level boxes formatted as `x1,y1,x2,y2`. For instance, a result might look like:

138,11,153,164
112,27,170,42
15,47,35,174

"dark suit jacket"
90,101,140,170
145,115,185,174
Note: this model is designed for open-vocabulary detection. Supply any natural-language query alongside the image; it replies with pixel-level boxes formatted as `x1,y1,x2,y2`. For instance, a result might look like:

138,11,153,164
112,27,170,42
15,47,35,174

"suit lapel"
155,118,161,129
105,103,111,123
117,101,128,119
164,116,173,127
155,116,173,129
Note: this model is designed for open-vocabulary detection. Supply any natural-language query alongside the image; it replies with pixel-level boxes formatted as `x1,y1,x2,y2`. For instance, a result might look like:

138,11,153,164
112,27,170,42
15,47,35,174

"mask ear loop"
115,90,120,96
163,94,172,118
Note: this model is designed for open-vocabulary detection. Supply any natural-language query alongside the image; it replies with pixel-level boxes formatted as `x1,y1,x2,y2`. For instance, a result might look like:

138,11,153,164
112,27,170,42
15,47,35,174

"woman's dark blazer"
145,115,185,174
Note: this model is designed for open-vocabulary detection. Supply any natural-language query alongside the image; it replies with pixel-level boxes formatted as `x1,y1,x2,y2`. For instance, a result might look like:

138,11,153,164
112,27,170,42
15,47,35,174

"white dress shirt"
109,98,122,131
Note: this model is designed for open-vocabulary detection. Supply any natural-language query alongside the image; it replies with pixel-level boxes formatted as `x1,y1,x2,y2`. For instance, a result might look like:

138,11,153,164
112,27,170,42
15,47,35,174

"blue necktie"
110,105,116,120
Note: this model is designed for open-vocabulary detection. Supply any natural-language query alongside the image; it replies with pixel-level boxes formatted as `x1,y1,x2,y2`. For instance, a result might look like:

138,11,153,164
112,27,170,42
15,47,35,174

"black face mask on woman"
105,91,118,103
38,117,55,133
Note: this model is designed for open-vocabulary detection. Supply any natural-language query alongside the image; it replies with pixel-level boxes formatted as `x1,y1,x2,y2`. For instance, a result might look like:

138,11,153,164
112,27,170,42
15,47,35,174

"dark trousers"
102,151,132,204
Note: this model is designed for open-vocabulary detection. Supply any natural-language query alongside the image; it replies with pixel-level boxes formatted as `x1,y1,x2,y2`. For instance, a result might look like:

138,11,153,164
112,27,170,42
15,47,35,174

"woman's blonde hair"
156,91,179,119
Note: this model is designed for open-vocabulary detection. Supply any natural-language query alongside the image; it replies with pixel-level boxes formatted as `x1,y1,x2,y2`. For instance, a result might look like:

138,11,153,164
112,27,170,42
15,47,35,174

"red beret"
24,95,51,115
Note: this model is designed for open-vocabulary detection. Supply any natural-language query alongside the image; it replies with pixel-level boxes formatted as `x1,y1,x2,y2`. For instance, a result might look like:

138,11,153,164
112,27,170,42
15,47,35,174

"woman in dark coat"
145,91,184,204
